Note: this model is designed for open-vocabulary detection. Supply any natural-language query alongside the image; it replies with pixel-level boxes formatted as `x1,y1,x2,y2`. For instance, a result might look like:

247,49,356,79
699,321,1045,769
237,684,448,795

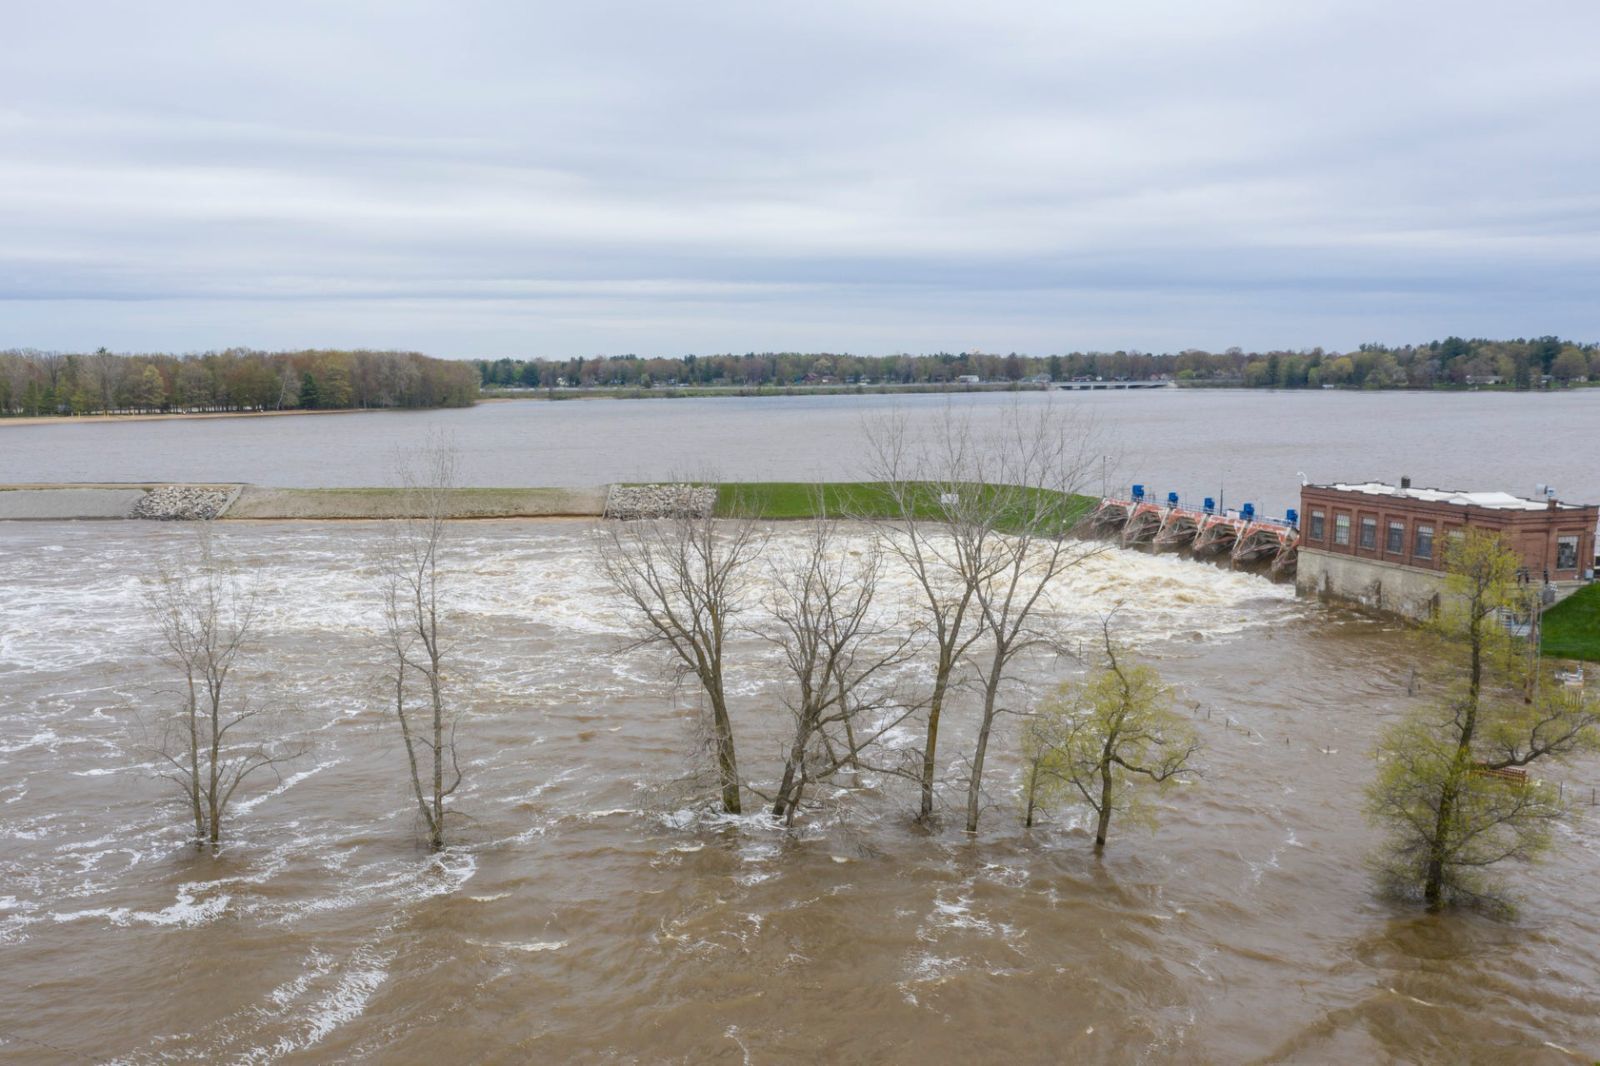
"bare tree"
959,404,1103,833
1020,616,1199,849
864,403,1102,830
144,525,299,849
596,485,765,814
378,441,462,850
763,508,920,824
860,412,989,821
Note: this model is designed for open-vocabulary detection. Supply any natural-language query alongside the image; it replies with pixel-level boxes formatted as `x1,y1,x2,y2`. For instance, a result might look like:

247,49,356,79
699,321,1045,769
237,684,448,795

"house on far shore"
1297,479,1598,619
955,374,981,384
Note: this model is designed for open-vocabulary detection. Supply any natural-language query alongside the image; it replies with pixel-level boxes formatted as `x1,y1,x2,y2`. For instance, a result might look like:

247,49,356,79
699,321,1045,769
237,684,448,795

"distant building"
1297,479,1597,619
956,374,981,384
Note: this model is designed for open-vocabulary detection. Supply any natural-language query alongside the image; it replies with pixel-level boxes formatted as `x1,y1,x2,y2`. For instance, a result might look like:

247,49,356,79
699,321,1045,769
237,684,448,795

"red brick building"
1296,480,1597,617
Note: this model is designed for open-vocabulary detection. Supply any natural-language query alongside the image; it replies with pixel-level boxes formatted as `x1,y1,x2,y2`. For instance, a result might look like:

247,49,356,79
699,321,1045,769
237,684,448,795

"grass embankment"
1542,583,1600,662
714,481,1096,533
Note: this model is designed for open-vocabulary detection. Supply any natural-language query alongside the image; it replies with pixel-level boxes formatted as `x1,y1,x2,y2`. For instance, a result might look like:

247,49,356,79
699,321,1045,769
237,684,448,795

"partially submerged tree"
145,526,300,849
379,441,463,850
597,484,765,814
958,405,1103,833
860,412,987,821
1020,617,1198,849
862,405,1101,827
763,509,919,824
1366,528,1600,910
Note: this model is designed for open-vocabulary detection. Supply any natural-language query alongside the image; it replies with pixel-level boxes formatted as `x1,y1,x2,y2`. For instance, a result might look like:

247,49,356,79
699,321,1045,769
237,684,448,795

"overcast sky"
3,2,1597,358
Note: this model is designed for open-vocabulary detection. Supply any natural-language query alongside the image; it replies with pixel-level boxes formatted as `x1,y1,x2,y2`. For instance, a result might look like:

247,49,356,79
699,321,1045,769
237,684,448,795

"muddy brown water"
1,520,1597,1064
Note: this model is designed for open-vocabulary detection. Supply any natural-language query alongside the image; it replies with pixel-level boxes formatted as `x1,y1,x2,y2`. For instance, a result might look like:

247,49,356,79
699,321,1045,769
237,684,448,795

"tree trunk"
1424,598,1486,908
1023,759,1041,828
785,781,804,827
709,691,742,814
772,748,801,819
1095,763,1114,851
187,680,203,848
838,673,859,773
207,684,223,848
430,668,445,851
1423,848,1446,910
964,659,1004,833
920,666,951,820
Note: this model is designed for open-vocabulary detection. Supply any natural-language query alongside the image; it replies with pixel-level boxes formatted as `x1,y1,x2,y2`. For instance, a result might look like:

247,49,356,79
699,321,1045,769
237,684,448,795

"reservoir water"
3,388,1599,515
2,392,1599,1062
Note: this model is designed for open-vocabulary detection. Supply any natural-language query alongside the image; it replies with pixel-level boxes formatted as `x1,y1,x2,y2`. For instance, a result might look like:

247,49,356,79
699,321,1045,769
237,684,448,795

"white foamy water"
2,519,1596,1063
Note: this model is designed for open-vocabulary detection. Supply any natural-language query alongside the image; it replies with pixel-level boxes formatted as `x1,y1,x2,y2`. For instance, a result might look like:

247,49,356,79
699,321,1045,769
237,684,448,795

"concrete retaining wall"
1296,549,1447,619
224,486,608,519
0,487,152,520
0,484,608,521
1297,547,1593,620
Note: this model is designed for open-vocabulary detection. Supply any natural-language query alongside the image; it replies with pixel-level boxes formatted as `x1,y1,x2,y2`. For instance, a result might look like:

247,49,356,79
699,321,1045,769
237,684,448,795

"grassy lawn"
1542,583,1600,662
713,481,1097,533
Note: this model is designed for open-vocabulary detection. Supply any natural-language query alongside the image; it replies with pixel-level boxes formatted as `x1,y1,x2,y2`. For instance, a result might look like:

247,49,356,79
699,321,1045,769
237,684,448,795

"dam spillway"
1090,487,1300,577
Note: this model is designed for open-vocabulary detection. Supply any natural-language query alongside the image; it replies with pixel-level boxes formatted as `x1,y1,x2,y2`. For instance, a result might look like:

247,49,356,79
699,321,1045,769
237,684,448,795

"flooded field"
2,520,1598,1063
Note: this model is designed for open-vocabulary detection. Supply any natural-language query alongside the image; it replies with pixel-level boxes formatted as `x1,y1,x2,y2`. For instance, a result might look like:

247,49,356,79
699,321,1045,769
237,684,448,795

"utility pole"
1525,582,1544,705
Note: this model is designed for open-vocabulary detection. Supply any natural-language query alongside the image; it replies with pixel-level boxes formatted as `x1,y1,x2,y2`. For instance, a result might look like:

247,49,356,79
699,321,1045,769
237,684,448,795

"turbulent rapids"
3,520,1599,1063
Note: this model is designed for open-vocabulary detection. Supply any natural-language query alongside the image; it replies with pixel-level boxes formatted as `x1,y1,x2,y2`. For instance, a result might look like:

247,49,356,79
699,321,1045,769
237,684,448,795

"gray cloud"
3,1,1597,356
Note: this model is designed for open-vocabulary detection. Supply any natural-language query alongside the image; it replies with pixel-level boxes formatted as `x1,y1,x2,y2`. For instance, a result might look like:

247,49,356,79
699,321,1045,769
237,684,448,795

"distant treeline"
0,348,479,417
475,337,1599,391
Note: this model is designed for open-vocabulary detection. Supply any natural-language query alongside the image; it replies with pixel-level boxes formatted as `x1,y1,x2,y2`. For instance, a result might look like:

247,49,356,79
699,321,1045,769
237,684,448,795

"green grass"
713,481,1096,533
1542,583,1600,662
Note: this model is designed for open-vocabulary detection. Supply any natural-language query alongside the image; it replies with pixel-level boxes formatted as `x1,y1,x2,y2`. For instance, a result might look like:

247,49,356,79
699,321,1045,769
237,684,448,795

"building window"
1359,517,1377,550
1557,535,1579,571
1414,523,1434,560
1309,510,1325,540
1334,513,1350,546
1386,521,1404,554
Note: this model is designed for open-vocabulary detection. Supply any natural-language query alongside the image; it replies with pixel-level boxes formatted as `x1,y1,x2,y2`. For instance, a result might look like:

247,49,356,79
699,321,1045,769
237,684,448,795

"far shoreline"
4,382,1595,429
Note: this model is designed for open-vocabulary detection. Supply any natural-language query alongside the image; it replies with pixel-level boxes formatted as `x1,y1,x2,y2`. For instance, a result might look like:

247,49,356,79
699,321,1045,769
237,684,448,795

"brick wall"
1298,485,1596,583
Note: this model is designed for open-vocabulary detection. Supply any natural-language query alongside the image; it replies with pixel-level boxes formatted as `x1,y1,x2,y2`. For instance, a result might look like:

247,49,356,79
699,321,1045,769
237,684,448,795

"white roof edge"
1312,482,1589,512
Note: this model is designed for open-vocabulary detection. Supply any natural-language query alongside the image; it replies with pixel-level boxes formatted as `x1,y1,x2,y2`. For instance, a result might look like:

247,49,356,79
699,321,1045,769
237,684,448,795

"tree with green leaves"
1366,528,1600,911
131,364,166,411
1020,616,1198,849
